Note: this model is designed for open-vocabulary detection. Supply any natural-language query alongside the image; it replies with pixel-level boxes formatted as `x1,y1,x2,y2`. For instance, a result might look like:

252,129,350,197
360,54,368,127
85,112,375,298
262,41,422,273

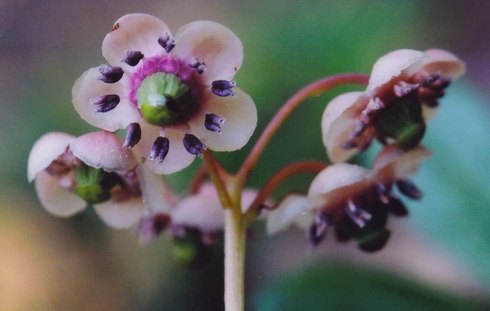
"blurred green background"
1,0,490,310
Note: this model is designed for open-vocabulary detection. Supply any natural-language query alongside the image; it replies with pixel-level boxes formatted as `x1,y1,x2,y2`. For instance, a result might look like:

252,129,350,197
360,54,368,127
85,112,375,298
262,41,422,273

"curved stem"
243,161,327,226
202,150,233,209
235,73,369,189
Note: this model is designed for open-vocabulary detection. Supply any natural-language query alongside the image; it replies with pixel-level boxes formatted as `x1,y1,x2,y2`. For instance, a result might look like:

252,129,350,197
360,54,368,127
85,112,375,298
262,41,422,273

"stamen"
158,33,175,53
387,196,408,216
205,113,225,134
351,120,367,138
393,81,419,97
183,134,207,157
149,136,170,163
98,65,124,83
339,140,357,149
122,50,144,66
375,183,390,204
396,179,422,200
346,200,372,228
308,212,331,247
138,213,170,244
90,94,120,112
123,123,142,148
189,58,206,74
212,80,236,97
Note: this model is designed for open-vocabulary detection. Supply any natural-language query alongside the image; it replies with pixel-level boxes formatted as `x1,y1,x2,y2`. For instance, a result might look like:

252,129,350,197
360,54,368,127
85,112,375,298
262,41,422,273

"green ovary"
74,164,113,204
137,73,194,126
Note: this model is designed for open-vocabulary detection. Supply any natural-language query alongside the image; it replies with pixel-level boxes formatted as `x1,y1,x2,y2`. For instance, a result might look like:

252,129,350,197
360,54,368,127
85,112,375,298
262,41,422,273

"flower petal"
28,132,75,182
368,49,426,90
134,122,195,174
188,88,256,151
35,171,86,217
137,165,175,213
267,194,314,235
172,21,243,83
93,198,145,229
321,92,370,163
70,131,136,172
422,49,466,79
72,67,140,132
371,144,431,184
102,13,172,67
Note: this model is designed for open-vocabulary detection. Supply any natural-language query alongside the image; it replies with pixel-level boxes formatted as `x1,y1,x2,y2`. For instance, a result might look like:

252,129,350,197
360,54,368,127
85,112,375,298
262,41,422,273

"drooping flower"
267,144,431,252
27,131,149,228
72,13,257,174
322,49,465,163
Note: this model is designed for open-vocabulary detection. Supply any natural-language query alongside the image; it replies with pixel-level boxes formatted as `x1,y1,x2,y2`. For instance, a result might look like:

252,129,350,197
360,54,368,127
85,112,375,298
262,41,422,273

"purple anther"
149,136,170,162
204,113,225,134
90,94,120,112
393,81,419,97
183,134,207,157
212,80,236,97
122,50,144,66
339,140,357,150
98,66,124,83
387,196,408,216
375,183,391,204
346,200,372,228
189,58,207,74
396,179,422,200
308,212,331,247
123,123,142,148
351,120,367,138
158,33,175,53
138,213,170,244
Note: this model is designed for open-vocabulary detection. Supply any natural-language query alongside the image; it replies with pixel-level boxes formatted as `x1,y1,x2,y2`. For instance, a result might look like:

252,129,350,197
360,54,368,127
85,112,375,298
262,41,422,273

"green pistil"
74,163,111,204
373,95,426,150
137,73,194,126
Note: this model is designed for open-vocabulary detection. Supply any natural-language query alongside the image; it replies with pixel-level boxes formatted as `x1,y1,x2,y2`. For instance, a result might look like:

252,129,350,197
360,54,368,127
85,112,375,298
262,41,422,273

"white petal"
368,49,426,90
188,88,257,151
35,171,86,217
172,21,243,84
137,165,174,213
28,132,75,182
72,67,140,132
422,49,466,79
102,13,172,67
267,194,314,235
93,198,145,229
70,131,136,172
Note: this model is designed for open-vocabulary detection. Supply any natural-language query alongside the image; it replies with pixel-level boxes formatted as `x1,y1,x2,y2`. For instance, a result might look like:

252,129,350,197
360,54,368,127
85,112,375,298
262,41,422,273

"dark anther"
122,50,144,66
205,113,225,134
387,196,408,216
183,134,207,157
339,140,357,150
393,81,420,97
308,212,331,247
91,94,120,112
189,58,206,74
396,179,422,200
123,123,142,148
158,33,175,53
149,136,170,162
345,200,372,228
211,80,236,97
98,66,124,83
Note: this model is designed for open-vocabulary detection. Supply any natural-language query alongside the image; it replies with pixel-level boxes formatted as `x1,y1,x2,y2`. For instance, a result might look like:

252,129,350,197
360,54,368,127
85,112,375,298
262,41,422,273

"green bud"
137,73,194,126
74,164,111,204
171,229,211,269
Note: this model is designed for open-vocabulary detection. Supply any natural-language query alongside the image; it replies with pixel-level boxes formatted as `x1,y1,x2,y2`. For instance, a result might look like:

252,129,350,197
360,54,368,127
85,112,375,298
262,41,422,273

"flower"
322,49,465,163
27,131,149,228
267,144,431,252
72,13,257,174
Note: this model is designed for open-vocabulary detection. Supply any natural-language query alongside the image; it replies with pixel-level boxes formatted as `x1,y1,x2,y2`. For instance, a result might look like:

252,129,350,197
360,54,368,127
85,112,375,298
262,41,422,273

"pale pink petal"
368,49,426,90
172,21,243,83
267,194,314,235
102,13,172,67
188,88,256,151
93,198,145,229
422,49,466,78
72,67,140,132
35,171,86,217
28,132,75,182
322,92,369,163
307,164,371,209
70,131,136,172
137,165,174,213
135,123,195,174
371,144,431,184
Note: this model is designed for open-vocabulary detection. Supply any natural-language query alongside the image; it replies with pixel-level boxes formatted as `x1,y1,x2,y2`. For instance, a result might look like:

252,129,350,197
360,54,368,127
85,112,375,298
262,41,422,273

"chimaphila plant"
28,13,465,311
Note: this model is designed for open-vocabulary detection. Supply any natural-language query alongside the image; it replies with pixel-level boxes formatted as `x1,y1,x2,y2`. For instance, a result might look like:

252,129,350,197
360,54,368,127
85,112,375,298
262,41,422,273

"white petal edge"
93,198,145,229
28,132,75,182
188,88,257,151
72,67,140,132
267,194,314,235
422,49,466,79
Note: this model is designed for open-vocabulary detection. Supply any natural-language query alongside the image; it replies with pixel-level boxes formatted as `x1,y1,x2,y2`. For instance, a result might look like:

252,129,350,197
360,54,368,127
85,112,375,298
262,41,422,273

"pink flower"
27,131,150,228
267,144,430,252
322,49,465,163
72,14,257,174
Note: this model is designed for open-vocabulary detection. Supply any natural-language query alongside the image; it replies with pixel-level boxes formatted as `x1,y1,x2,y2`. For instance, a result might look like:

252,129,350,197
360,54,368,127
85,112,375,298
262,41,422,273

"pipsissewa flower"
322,49,464,163
72,14,257,174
